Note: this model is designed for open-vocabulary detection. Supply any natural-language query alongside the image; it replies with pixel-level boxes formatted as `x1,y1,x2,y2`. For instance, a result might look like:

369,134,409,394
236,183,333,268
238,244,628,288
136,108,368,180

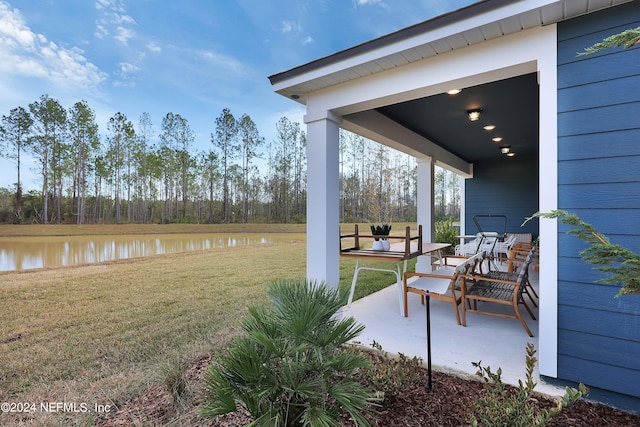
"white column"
304,110,341,288
459,177,466,237
416,157,435,273
537,26,558,379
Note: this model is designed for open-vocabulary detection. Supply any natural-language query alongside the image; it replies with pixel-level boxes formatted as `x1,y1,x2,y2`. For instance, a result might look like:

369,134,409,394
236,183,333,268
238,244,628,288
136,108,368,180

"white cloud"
0,1,106,90
118,61,139,74
113,13,135,25
114,25,134,44
94,23,108,38
301,36,314,46
146,41,161,53
202,50,246,75
355,0,382,5
0,3,35,47
95,0,125,13
112,61,139,87
281,20,302,34
94,0,136,45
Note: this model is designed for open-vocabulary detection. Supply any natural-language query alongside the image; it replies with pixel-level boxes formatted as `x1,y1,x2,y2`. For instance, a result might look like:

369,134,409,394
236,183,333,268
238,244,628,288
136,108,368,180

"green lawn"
0,223,409,426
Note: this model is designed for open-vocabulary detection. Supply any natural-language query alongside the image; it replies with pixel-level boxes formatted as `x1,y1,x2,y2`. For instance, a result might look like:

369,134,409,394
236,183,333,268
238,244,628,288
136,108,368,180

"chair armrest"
404,271,456,281
462,273,519,286
439,255,469,266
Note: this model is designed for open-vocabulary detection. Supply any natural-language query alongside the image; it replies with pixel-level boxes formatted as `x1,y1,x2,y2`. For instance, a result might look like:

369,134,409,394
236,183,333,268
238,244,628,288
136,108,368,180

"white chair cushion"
406,276,452,295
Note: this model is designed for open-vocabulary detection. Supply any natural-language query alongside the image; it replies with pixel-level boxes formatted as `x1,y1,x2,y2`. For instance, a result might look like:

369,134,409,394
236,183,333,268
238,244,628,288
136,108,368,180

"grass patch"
0,223,307,237
0,223,414,426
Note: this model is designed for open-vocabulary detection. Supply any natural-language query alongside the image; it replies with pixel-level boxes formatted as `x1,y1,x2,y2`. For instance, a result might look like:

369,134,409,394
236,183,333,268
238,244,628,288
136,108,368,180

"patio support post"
304,110,341,289
537,25,558,378
416,157,435,273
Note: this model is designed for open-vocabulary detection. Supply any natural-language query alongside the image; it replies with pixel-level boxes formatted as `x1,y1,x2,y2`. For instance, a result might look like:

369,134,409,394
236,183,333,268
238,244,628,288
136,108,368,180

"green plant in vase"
370,224,392,251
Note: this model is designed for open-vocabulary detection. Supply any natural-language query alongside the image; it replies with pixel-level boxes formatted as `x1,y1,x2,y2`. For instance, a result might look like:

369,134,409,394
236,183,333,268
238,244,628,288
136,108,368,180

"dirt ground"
97,352,640,427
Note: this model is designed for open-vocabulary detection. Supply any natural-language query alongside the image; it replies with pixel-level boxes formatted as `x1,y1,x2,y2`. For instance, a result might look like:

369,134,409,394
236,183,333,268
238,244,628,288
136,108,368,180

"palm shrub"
199,280,374,426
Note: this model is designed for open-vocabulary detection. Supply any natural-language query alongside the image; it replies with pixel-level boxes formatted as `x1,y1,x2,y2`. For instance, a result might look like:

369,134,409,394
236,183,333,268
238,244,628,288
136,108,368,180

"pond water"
0,234,273,272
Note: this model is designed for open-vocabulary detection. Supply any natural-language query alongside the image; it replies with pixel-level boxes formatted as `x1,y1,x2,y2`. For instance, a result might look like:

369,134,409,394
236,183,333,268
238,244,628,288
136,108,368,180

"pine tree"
524,210,640,297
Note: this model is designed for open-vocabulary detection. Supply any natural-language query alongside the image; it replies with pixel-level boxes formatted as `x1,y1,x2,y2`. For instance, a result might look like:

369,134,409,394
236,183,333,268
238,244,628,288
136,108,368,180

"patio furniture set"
340,223,538,336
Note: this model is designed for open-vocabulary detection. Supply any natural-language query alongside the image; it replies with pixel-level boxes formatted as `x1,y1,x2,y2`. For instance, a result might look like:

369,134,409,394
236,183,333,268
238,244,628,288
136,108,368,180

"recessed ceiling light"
467,109,482,121
507,152,516,157
447,89,462,95
483,125,496,131
500,146,511,154
492,137,503,142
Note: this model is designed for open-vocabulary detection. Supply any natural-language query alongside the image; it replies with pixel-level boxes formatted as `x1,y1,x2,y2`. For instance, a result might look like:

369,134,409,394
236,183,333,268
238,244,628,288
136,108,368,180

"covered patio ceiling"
370,72,540,163
269,0,625,165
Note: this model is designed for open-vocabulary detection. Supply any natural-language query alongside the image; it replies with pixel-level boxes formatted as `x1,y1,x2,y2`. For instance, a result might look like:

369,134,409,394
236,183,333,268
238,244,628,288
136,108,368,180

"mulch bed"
97,353,639,426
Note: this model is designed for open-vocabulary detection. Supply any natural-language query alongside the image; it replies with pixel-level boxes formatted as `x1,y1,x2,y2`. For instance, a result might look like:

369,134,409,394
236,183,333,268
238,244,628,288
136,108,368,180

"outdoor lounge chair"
476,243,539,307
455,232,500,270
455,233,483,256
461,247,537,336
492,234,517,262
403,252,484,324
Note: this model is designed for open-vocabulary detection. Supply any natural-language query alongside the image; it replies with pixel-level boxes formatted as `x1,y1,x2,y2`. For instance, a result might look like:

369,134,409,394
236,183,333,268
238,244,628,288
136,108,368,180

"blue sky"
0,0,477,190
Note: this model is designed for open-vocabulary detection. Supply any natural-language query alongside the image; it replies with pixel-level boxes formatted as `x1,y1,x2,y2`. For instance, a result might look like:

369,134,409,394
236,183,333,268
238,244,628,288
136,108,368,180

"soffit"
269,0,633,99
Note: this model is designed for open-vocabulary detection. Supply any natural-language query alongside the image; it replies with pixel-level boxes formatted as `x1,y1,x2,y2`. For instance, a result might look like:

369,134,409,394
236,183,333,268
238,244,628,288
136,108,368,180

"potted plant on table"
370,223,392,251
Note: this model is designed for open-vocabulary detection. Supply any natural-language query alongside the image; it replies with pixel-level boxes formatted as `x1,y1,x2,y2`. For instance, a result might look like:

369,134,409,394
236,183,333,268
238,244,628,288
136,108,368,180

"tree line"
0,94,460,225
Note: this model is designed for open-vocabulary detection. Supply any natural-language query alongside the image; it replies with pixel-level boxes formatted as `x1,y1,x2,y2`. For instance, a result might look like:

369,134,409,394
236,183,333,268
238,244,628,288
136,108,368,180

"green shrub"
354,341,424,401
469,343,588,427
199,280,375,426
435,218,458,255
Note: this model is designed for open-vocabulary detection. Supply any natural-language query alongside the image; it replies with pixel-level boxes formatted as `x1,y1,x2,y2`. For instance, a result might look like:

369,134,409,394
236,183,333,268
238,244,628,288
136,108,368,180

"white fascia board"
305,26,545,117
271,0,561,94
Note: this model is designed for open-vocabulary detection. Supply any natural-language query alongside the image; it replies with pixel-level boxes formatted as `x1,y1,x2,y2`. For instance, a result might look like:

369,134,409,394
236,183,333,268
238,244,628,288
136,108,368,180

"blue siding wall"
464,156,538,237
557,1,640,400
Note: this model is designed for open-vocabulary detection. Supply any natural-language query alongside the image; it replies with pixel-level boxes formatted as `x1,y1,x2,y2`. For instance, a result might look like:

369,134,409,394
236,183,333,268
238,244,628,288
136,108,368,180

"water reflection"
0,234,272,272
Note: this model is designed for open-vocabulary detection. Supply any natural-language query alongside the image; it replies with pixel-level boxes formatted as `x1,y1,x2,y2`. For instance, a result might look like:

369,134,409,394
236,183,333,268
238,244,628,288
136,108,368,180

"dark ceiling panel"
377,73,539,163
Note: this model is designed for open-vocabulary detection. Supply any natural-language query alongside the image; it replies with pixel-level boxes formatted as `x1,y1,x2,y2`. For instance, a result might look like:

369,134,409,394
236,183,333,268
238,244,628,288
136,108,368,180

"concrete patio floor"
340,265,567,398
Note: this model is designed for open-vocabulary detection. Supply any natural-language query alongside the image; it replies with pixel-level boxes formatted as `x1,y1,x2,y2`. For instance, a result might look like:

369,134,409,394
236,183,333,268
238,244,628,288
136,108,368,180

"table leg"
347,259,360,307
397,260,407,317
347,259,417,317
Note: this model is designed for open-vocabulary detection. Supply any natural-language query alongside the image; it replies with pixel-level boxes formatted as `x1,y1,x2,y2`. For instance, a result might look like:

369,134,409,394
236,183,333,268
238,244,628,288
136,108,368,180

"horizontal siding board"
557,1,640,401
558,232,640,256
558,129,640,160
558,182,640,209
558,74,640,112
557,355,640,397
558,305,640,342
558,102,640,136
558,156,640,184
557,50,640,89
558,22,640,65
558,329,640,371
554,208,640,235
558,279,640,315
557,1,640,42
557,261,619,293
464,157,538,237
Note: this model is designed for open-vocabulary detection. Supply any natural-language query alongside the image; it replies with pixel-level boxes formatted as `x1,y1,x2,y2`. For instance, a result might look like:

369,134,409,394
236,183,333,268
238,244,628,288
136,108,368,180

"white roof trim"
270,0,633,100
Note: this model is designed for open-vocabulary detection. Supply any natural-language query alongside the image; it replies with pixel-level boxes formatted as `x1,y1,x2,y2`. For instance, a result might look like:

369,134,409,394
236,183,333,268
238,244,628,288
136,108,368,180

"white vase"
381,239,390,251
372,240,385,251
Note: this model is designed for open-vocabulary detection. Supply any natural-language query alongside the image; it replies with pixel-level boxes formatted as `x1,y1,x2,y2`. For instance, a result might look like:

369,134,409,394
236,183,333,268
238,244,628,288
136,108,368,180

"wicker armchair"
461,247,537,336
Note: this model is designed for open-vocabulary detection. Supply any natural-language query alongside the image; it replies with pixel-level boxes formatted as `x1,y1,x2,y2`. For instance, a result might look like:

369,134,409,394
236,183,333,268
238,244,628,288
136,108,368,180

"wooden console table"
340,225,450,316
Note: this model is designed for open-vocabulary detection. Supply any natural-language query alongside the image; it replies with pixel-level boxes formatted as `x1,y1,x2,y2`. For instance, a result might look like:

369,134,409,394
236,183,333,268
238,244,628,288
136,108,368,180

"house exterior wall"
557,1,640,401
464,156,539,237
